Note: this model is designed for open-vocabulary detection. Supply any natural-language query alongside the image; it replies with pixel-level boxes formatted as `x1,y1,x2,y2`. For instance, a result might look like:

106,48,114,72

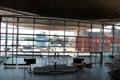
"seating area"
33,65,77,74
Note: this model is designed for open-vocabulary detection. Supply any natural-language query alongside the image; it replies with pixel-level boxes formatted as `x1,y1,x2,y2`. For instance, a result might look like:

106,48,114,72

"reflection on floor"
0,56,113,80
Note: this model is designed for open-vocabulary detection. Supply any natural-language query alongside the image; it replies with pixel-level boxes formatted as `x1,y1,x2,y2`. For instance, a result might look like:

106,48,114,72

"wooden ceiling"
0,0,120,19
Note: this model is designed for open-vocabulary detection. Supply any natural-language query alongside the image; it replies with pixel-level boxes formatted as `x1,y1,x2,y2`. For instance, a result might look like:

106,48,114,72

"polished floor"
0,56,113,80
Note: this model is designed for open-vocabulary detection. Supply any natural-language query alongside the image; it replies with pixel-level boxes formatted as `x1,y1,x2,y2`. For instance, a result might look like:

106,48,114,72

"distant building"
35,33,49,47
76,31,120,52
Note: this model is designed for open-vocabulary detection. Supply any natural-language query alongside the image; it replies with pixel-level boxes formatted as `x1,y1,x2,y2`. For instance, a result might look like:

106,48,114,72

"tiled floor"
0,56,113,80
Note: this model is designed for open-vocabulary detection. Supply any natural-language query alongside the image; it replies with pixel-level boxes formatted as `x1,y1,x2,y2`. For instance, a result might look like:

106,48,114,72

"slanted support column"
77,21,80,56
0,16,2,57
99,24,104,64
89,23,93,63
112,25,115,58
16,17,19,64
5,21,8,58
64,19,66,56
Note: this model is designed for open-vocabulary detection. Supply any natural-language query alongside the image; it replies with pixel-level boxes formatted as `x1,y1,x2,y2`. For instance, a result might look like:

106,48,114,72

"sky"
1,22,76,36
1,22,120,35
